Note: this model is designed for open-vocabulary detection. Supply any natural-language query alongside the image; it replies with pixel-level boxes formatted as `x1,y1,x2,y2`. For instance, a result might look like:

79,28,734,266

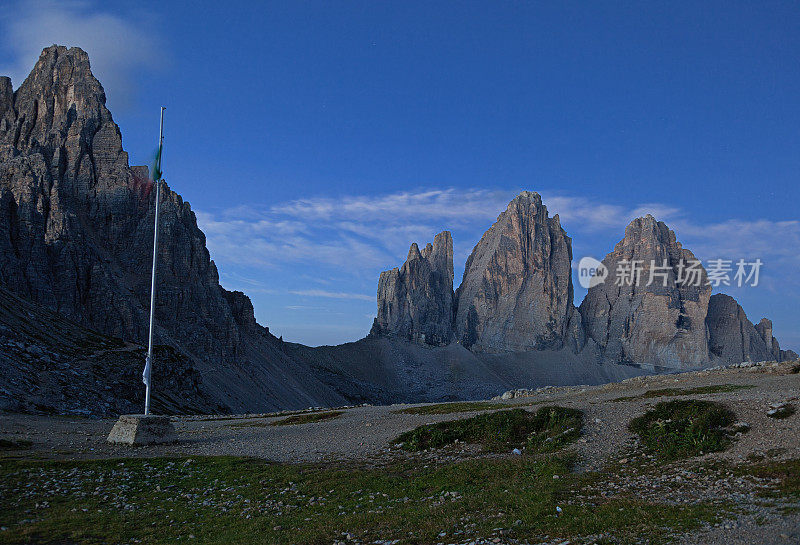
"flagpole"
144,106,165,416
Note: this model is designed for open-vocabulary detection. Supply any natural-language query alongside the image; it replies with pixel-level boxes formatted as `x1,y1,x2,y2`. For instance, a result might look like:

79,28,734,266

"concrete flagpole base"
107,414,176,445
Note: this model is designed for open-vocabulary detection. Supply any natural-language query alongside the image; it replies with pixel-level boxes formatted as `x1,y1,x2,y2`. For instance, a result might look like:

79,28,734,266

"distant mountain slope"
287,336,650,404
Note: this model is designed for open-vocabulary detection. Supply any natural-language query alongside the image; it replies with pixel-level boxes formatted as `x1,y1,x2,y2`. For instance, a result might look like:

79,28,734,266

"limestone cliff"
454,191,583,353
372,231,454,346
578,215,711,368
0,46,345,411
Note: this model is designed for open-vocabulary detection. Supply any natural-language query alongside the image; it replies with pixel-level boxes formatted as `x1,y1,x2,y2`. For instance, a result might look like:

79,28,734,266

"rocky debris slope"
287,335,644,406
371,231,454,346
578,215,713,368
454,191,584,353
0,46,346,412
0,285,223,416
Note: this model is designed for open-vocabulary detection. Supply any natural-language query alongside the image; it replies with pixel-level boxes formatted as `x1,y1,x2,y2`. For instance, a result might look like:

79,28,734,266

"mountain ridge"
0,46,795,417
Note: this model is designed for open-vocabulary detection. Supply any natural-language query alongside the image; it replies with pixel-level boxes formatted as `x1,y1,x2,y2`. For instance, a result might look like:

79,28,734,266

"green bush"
629,400,737,460
394,406,582,452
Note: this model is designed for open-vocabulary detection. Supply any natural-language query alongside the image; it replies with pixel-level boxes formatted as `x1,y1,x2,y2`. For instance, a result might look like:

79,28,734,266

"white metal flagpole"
143,106,165,416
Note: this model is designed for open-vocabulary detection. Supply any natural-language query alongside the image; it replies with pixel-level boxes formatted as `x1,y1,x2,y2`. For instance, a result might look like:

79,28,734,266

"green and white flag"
152,143,163,181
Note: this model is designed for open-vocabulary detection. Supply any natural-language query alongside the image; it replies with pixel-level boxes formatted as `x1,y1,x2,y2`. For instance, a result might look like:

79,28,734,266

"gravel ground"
2,360,799,544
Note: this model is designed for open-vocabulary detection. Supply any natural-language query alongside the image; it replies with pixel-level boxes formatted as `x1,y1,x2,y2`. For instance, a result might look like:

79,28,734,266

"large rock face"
706,295,798,363
0,46,346,411
372,231,454,346
579,215,711,368
454,191,583,353
706,294,773,362
754,318,798,361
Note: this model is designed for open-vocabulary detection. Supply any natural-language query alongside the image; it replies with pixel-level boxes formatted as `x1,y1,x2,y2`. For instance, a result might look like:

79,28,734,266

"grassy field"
2,398,795,544
394,407,583,454
0,454,733,545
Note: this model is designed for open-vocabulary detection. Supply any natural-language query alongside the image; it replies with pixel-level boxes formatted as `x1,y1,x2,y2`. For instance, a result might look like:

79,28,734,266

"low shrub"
629,400,737,460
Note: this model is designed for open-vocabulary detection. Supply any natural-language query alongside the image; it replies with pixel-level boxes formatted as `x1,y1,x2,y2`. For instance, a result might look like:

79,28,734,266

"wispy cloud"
0,1,163,108
289,289,372,301
196,189,519,273
199,187,799,348
272,189,514,225
197,188,800,285
542,194,683,234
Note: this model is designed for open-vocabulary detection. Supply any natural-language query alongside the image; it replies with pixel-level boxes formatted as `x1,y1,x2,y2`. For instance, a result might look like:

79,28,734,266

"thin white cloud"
289,289,373,302
0,1,163,108
672,218,800,260
199,187,798,348
197,188,800,286
272,188,516,225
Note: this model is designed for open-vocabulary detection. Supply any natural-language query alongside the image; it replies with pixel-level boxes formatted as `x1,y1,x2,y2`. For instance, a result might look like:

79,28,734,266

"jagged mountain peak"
407,242,422,261
579,214,711,368
0,45,346,411
618,214,680,249
509,190,542,203
454,190,581,353
373,231,454,346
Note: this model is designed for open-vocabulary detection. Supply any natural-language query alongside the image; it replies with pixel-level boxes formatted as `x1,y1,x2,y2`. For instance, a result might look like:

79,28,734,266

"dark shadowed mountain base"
289,337,651,405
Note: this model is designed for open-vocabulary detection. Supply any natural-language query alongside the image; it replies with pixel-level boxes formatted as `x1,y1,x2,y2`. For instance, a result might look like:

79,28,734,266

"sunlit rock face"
454,191,583,353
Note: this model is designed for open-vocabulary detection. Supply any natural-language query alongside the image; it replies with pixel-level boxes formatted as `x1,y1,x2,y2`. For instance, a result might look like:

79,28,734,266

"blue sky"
1,1,798,350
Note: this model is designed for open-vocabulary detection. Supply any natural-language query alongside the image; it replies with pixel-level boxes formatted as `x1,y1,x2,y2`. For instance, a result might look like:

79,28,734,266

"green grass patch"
393,401,506,415
394,406,582,453
743,459,800,498
630,400,738,460
613,384,753,402
270,411,343,426
0,455,726,545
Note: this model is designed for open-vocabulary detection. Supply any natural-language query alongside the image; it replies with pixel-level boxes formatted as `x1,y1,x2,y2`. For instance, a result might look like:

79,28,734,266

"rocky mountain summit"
371,231,454,346
373,192,585,353
373,206,795,370
578,215,712,368
454,192,584,353
0,46,795,417
0,46,346,412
